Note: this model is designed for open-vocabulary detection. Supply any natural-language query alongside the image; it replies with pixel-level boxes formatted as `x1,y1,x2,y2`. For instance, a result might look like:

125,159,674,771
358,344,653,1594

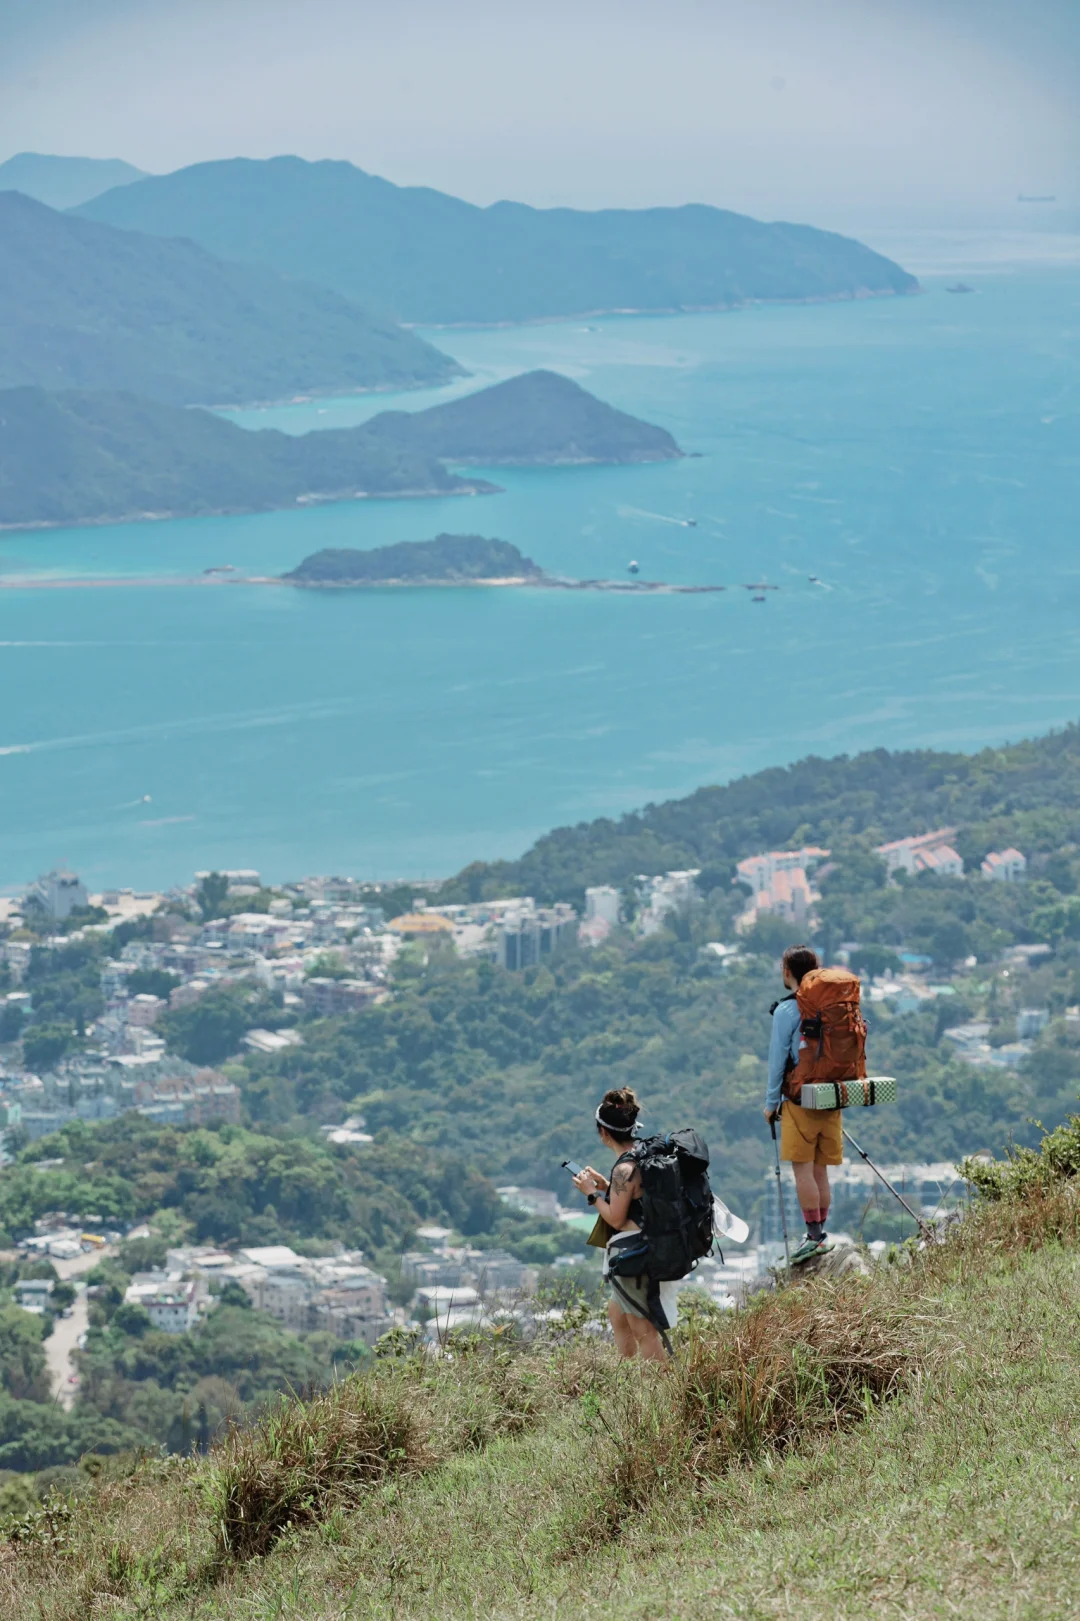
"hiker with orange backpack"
763,944,867,1265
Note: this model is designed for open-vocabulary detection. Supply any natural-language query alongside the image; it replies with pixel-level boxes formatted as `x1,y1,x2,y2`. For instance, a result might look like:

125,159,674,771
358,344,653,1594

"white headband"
595,1104,637,1132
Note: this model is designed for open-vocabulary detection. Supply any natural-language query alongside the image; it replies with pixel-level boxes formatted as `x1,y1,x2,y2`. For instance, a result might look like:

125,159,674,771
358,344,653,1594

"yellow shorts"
780,1100,843,1165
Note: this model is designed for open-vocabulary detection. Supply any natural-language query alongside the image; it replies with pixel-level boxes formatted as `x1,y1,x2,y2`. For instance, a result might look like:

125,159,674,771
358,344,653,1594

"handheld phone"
561,1159,585,1177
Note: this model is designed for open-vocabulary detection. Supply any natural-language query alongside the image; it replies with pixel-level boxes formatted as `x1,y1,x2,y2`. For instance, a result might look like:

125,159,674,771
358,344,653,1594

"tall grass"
6,1126,1080,1618
563,1275,915,1550
206,1376,426,1561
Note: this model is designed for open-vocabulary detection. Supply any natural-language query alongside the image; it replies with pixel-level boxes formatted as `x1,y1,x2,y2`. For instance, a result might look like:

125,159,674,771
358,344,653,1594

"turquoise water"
1,257,1078,891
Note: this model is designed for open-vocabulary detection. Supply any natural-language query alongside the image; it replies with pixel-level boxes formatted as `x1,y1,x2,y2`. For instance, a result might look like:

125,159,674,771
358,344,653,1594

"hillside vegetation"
361,369,682,464
0,192,456,406
0,372,674,529
442,722,1080,904
286,535,542,584
76,155,919,324
0,389,488,529
2,1130,1079,1617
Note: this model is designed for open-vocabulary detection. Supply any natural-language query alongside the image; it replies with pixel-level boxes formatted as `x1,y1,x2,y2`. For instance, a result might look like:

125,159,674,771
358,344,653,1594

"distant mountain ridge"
0,191,459,406
75,155,920,325
0,151,147,209
0,372,675,530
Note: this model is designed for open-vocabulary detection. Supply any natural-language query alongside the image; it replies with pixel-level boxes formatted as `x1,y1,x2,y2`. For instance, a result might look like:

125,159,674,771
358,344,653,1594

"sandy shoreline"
0,573,728,595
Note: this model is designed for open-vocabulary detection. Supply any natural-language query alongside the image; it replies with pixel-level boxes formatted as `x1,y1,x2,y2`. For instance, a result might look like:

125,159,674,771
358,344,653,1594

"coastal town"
0,820,1047,1351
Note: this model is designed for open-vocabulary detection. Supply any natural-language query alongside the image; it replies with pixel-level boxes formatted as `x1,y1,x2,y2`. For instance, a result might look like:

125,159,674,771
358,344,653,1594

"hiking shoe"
790,1236,835,1266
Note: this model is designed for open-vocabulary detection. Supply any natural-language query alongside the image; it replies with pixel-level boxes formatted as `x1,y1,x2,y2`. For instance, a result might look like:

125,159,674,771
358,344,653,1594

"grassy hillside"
2,1134,1078,1617
0,153,147,210
0,192,457,406
76,155,919,324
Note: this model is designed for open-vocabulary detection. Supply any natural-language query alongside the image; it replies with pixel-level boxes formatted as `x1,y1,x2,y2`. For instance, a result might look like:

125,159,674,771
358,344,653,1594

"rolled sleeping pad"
712,1196,749,1244
800,1077,897,1109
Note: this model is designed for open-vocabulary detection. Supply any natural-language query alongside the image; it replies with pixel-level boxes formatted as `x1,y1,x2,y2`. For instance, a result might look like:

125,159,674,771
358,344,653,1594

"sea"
2,229,1078,892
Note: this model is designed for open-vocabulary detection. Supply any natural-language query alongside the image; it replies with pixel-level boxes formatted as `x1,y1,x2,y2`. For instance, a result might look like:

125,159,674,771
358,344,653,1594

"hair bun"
599,1087,640,1127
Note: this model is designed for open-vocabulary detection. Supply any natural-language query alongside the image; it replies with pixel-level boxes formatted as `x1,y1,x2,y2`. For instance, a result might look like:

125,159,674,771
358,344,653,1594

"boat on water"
203,564,237,575
752,595,766,603
945,283,975,294
627,560,640,576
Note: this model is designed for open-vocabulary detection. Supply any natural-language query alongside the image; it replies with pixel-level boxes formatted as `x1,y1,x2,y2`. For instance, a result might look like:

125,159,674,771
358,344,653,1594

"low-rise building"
124,1270,203,1333
244,1027,304,1055
14,1277,53,1314
497,903,577,970
232,1246,391,1337
127,993,165,1028
386,912,456,941
302,977,381,1017
912,844,964,878
736,847,830,896
639,870,701,935
497,1185,560,1220
876,829,959,878
981,848,1027,882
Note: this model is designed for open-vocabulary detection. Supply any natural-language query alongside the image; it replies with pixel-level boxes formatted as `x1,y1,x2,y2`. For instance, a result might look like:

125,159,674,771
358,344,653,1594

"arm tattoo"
610,1163,636,1195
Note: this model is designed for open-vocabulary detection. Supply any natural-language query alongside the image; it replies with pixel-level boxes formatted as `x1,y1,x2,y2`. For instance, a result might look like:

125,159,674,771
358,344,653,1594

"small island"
285,535,543,586
283,534,726,595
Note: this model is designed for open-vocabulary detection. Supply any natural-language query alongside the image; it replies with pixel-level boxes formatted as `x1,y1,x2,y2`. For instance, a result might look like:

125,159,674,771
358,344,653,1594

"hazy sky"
2,0,1077,222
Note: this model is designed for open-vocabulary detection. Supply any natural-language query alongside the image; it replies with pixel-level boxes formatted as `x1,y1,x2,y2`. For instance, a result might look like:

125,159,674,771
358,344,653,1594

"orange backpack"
783,967,867,1102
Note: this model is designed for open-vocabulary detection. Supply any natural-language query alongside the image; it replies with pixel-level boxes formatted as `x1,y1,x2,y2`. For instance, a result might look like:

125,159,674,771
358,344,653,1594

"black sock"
807,1218,825,1242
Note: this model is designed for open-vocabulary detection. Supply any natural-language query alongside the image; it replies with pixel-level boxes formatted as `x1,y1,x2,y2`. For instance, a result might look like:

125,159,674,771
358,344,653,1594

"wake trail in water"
618,506,696,528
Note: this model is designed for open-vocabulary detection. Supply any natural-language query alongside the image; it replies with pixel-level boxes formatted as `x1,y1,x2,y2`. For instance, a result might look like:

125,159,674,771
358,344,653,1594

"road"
45,1283,88,1409
44,1246,113,1407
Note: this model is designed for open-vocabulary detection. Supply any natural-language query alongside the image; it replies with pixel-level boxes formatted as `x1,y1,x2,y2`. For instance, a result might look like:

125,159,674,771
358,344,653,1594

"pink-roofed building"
913,844,964,879
876,828,958,877
736,866,814,932
981,848,1026,883
736,846,830,895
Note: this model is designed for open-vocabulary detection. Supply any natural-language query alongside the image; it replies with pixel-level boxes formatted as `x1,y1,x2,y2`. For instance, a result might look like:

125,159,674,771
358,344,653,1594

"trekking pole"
769,1116,791,1273
841,1125,933,1239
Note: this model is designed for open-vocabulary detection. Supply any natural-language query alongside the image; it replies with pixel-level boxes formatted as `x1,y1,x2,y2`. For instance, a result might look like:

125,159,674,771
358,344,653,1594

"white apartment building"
30,869,88,921
876,829,961,878
734,848,829,933
981,848,1027,882
497,903,578,970
124,1272,201,1333
584,887,620,926
638,870,701,935
735,847,830,895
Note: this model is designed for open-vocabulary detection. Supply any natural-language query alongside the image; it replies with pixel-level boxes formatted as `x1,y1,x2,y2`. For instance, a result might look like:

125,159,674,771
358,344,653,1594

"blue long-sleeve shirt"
766,995,802,1111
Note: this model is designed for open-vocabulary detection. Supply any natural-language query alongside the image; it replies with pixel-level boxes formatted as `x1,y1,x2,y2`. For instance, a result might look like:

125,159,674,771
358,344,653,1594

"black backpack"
606,1128,714,1285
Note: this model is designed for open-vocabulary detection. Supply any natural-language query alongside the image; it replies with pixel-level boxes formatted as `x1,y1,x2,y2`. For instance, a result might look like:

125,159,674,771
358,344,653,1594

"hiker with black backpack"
572,1087,714,1359
763,944,868,1266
